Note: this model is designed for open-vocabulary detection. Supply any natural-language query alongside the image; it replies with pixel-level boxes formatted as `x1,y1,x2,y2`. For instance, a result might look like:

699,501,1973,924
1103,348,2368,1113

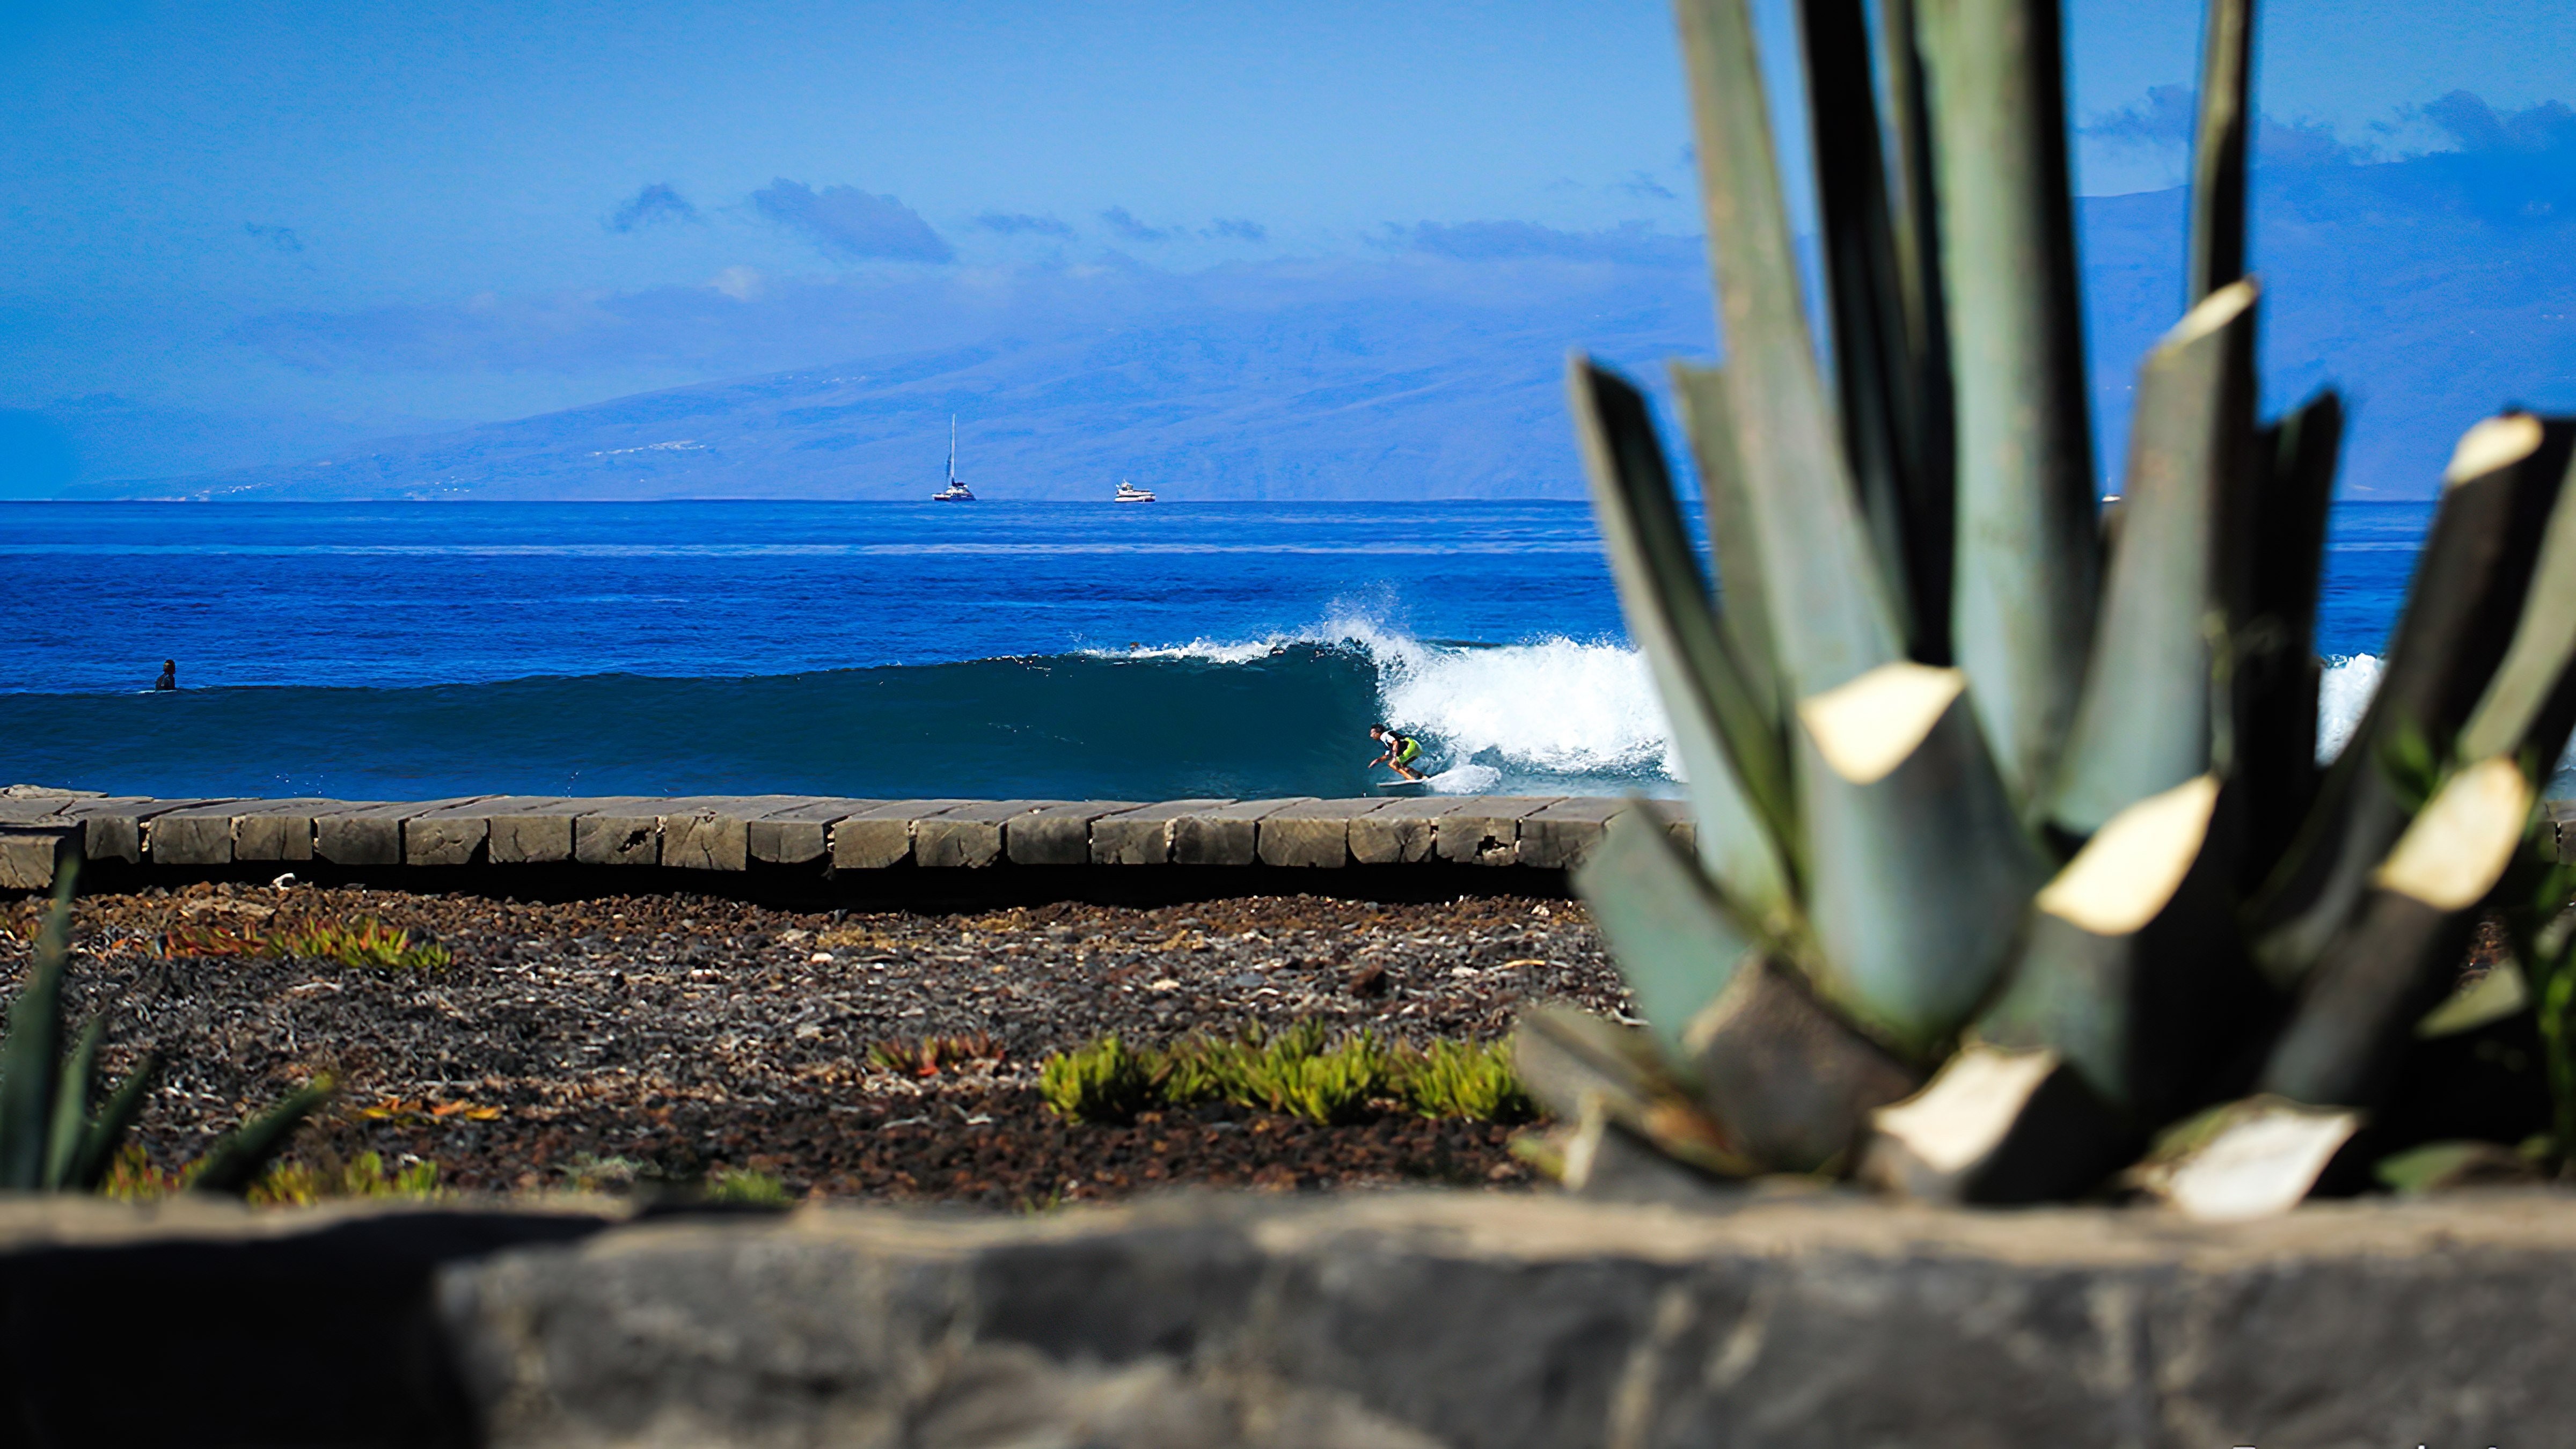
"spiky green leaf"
1675,0,1905,697
1570,360,1796,912
189,1078,334,1197
1575,803,1764,1058
1795,662,2048,1055
2049,281,2259,838
2184,0,2255,302
0,883,72,1190
40,1018,101,1190
1917,0,2101,807
66,1054,156,1194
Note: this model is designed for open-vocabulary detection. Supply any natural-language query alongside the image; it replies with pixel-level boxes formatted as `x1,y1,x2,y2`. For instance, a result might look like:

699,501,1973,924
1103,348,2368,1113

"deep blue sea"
0,500,2428,802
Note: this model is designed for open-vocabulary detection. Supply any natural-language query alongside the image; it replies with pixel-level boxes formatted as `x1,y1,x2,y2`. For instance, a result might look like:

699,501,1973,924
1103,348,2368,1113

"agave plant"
1526,0,2576,1215
5,869,332,1196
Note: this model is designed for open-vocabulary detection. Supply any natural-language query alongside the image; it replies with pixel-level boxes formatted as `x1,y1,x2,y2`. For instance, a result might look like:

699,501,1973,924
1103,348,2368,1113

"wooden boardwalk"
0,791,1695,892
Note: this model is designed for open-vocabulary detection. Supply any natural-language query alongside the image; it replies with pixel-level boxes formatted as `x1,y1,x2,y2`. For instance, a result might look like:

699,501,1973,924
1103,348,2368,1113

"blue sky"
3,0,2573,495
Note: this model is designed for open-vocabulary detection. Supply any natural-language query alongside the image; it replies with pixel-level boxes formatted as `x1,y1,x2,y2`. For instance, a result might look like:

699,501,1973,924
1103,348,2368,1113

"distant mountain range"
65,138,2576,502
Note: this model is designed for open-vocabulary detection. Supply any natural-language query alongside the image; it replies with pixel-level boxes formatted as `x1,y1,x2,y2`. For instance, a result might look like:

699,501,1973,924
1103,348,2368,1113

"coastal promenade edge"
0,791,1697,893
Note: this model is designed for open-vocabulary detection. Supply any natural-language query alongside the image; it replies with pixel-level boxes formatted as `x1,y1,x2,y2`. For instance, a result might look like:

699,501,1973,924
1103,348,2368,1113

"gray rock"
429,1190,2576,1448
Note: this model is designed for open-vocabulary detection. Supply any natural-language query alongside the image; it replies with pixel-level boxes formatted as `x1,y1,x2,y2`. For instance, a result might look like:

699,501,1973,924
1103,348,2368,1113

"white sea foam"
1368,631,1674,778
2317,653,2382,764
1114,625,2451,792
1099,616,1676,781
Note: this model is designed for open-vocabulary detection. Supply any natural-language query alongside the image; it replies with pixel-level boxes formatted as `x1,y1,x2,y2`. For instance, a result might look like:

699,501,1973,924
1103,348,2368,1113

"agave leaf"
1795,662,2049,1055
1570,361,1796,912
2236,391,2344,881
1857,1044,2132,1203
40,1018,102,1190
0,883,72,1190
1795,0,1950,661
1670,363,1783,726
2129,1094,2360,1221
1511,1006,1756,1177
65,1053,157,1193
1574,802,1765,1058
2262,758,2535,1108
1916,0,2101,807
1687,955,1920,1173
2049,281,2259,838
1981,775,2271,1123
2457,443,2576,762
2251,415,2575,984
2184,0,2255,301
1675,0,1905,697
189,1078,334,1197
1873,0,1958,659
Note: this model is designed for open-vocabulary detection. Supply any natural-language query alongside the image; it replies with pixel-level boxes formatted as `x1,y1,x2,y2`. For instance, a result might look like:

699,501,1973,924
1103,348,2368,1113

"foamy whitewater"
1095,618,1675,795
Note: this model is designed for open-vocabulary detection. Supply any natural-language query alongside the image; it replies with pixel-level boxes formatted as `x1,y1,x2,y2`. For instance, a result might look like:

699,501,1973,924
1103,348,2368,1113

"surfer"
153,660,177,691
1367,725,1426,782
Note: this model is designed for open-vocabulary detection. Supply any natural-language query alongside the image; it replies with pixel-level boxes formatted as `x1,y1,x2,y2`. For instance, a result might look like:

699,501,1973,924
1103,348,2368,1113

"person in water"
153,660,177,691
1367,724,1426,782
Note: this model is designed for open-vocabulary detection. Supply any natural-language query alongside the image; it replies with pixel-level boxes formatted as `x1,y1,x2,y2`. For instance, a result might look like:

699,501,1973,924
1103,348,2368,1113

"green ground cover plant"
1038,1023,1532,1128
166,914,450,970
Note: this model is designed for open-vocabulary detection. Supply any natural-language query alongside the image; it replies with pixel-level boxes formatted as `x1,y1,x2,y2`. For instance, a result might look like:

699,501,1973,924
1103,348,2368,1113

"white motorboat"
932,416,975,501
1114,480,1156,503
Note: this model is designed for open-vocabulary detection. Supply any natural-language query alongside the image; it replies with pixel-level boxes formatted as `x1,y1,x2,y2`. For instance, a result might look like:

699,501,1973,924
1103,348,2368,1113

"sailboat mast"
947,415,957,486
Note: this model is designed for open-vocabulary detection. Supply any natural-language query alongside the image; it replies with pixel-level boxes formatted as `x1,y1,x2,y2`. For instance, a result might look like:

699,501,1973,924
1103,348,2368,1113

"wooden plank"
747,799,884,866
1088,800,1236,866
917,801,1066,868
1255,799,1387,868
1007,802,1144,867
399,796,571,867
570,799,671,868
312,797,492,867
1172,799,1318,867
658,796,814,872
1433,797,1565,867
1642,797,1699,858
1348,797,1473,866
830,801,975,871
205,799,350,864
52,799,229,864
0,825,79,892
143,794,264,861
1518,797,1631,870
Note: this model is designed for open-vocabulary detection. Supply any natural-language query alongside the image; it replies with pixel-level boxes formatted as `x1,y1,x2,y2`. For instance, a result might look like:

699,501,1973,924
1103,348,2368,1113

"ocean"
0,500,2434,803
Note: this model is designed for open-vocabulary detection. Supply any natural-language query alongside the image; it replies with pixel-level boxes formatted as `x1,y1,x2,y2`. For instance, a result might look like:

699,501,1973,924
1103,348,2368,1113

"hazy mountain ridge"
68,130,2576,502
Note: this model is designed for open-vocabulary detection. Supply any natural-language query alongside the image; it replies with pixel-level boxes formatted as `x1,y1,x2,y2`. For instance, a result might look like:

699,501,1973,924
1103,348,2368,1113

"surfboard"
1375,778,1430,789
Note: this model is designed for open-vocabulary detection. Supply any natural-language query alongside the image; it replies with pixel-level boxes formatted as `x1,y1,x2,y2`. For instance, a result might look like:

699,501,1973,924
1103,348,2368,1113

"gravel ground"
3,882,1627,1207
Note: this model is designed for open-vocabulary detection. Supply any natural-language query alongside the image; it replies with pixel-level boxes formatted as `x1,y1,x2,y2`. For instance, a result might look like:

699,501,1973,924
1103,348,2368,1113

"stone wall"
5,1189,2573,1446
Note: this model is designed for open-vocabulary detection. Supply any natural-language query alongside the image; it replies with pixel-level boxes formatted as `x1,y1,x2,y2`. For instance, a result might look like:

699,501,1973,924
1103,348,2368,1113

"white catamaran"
932,416,975,501
1114,480,1156,503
